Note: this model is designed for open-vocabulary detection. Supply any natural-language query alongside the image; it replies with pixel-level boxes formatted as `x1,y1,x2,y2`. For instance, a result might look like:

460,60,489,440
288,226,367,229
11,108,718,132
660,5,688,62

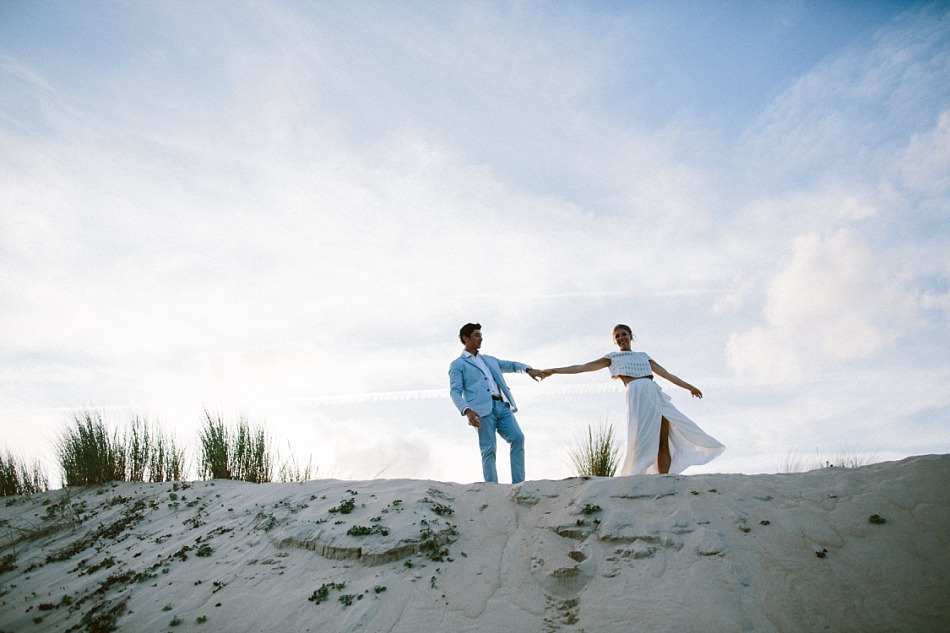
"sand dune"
1,455,948,632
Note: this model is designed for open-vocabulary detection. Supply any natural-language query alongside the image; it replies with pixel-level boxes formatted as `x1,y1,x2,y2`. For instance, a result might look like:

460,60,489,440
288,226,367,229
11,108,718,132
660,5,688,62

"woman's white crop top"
603,351,652,379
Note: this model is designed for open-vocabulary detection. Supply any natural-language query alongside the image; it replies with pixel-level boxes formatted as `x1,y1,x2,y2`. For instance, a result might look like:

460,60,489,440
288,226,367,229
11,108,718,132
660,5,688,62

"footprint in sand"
542,595,580,632
529,532,595,598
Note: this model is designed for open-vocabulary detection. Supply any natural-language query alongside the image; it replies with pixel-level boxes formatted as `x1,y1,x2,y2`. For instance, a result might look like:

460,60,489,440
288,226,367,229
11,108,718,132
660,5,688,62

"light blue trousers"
477,399,525,484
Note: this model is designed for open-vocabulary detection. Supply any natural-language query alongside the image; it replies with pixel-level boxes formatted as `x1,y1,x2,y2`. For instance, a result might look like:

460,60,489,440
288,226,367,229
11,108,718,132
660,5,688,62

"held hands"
526,368,544,382
538,369,555,380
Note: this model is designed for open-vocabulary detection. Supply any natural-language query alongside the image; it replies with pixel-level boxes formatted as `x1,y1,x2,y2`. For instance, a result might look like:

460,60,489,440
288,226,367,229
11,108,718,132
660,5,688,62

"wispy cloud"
0,53,56,93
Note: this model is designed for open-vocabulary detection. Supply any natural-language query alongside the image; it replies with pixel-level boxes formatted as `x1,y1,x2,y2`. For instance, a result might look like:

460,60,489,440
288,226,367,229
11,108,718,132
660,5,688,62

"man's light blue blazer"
449,353,531,417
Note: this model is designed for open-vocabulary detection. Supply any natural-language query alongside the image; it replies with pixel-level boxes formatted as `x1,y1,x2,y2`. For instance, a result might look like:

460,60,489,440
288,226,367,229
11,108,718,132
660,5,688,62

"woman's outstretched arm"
649,360,703,398
540,357,611,378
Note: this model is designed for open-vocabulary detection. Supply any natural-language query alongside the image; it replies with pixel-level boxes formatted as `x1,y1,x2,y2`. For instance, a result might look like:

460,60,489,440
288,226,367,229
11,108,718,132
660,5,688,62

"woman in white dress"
540,324,724,475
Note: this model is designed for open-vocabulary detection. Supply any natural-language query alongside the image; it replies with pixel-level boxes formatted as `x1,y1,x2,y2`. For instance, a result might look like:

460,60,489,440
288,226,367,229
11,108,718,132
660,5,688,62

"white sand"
1,455,948,632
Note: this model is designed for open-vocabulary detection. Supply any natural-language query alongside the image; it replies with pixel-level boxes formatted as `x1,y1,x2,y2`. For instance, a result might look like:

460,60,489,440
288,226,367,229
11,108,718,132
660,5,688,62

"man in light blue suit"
449,323,542,484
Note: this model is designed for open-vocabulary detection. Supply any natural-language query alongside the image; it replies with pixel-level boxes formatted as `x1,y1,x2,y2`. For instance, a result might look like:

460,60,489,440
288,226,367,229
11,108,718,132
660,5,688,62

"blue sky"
2,1,948,484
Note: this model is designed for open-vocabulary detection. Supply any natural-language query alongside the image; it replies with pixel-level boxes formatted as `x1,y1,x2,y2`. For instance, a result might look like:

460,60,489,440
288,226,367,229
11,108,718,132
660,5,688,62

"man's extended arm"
495,358,543,382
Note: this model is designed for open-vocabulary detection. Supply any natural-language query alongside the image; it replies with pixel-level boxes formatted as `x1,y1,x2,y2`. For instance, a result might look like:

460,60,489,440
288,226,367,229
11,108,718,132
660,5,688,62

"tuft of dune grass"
10,408,308,491
778,446,880,473
199,410,232,480
277,442,315,483
199,410,275,483
58,411,126,487
0,451,48,496
568,421,622,478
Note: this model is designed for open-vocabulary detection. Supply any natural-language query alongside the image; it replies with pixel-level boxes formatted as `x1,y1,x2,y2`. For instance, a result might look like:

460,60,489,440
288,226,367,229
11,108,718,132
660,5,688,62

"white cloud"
898,108,950,194
722,6,950,383
727,228,911,377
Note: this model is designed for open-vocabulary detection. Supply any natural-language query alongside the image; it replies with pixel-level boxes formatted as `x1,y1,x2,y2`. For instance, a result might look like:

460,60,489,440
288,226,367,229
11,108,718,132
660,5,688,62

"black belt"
491,395,503,401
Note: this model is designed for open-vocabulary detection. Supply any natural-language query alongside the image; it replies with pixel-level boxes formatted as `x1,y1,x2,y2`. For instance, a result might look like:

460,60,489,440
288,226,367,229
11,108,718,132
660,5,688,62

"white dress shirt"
463,350,501,397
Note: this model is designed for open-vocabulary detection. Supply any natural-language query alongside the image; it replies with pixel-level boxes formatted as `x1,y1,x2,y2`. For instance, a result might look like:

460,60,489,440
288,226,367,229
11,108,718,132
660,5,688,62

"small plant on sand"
79,595,130,633
568,421,621,477
195,544,214,557
329,498,356,515
0,450,48,496
339,593,362,606
421,498,454,516
308,581,346,605
1,552,16,573
347,524,390,536
417,518,453,562
41,487,85,526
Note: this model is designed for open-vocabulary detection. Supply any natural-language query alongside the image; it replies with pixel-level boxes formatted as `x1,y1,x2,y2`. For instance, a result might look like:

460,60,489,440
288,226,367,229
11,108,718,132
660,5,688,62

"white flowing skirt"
619,379,725,475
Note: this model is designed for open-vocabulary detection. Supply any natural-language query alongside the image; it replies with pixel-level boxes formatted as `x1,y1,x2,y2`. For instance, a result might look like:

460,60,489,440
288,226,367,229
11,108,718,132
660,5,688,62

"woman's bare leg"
658,417,671,474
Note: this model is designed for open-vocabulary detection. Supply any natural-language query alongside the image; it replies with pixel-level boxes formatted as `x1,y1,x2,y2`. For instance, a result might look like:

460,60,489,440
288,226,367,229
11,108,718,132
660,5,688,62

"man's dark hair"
459,322,481,342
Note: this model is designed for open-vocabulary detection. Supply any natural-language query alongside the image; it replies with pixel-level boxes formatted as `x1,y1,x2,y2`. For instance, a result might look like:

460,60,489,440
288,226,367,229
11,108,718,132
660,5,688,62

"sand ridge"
1,455,948,632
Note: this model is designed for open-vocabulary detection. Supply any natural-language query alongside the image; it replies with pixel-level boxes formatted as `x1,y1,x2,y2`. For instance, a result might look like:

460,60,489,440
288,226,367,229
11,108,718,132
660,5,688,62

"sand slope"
1,455,948,632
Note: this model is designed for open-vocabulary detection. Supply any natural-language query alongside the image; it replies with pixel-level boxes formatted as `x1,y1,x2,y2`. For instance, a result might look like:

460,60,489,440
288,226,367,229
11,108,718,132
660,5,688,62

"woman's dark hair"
613,323,633,336
459,322,482,342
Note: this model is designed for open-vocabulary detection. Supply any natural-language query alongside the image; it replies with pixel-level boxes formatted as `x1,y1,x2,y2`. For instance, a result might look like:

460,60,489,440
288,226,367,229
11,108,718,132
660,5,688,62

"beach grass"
57,411,126,487
148,426,188,483
568,421,621,477
199,410,275,483
824,445,879,469
277,445,315,483
0,451,49,496
778,446,879,473
199,411,232,480
54,411,189,488
125,414,152,482
5,408,306,492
